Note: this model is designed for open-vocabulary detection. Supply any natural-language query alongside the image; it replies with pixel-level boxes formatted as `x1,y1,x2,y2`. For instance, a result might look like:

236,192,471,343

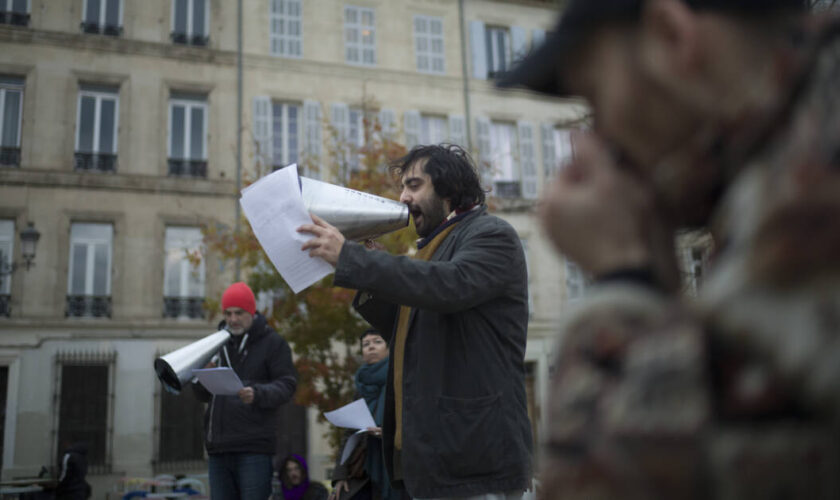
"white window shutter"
303,100,322,177
532,29,545,49
379,108,396,138
469,20,487,80
448,114,466,148
475,116,492,190
404,110,420,148
518,121,537,199
252,96,272,170
541,123,556,179
511,26,528,62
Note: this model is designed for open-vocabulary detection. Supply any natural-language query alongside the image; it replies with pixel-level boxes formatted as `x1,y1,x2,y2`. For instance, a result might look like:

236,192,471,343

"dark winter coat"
55,442,91,500
193,313,297,455
333,206,533,498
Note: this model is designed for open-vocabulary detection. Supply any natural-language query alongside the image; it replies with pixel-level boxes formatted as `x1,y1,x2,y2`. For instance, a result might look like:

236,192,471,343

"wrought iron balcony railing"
0,11,29,26
171,32,209,47
66,295,112,318
168,159,207,178
74,152,117,173
0,147,20,167
80,22,122,36
163,297,205,319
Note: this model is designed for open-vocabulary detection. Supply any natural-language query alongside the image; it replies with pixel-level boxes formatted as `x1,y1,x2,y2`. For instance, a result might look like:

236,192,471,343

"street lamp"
0,222,41,285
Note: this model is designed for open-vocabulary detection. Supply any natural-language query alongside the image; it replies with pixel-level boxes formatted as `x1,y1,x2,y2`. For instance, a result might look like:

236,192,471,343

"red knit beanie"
221,282,256,315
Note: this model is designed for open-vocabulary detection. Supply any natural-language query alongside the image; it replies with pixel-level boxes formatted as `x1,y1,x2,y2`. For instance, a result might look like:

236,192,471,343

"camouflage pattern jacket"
543,18,840,500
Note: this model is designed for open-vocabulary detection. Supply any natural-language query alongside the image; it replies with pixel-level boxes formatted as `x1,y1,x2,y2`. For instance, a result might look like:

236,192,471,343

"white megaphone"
154,330,231,394
300,177,409,241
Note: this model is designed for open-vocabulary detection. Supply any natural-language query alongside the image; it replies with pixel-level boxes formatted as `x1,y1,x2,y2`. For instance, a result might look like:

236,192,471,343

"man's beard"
412,197,449,238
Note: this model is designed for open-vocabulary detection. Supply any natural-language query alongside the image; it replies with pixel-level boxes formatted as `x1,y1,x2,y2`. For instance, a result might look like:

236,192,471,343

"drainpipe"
458,0,473,151
234,0,243,281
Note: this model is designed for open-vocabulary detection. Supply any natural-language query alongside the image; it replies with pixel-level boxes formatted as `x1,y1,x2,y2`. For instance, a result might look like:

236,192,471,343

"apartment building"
0,0,590,494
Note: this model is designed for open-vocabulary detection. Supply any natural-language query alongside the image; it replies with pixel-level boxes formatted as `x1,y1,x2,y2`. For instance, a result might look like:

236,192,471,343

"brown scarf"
392,222,460,451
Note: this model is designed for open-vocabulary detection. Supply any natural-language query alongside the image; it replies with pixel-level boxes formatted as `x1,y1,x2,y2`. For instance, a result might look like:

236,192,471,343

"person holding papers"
299,145,533,500
192,281,298,500
330,329,393,500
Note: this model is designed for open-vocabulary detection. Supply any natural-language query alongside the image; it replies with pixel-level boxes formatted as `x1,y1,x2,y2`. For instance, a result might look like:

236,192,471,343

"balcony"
171,32,209,47
0,295,9,317
74,152,117,173
66,295,112,318
0,147,20,167
163,297,205,319
80,22,123,36
0,11,29,27
494,181,522,198
168,159,207,178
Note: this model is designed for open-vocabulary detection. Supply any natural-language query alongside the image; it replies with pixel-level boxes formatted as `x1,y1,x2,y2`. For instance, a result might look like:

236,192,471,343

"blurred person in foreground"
193,282,298,500
298,144,533,499
331,329,394,500
499,0,840,498
277,454,328,500
55,440,91,500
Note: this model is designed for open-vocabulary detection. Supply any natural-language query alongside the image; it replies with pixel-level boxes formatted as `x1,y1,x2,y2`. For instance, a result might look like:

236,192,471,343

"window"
163,227,204,319
566,260,588,302
414,15,444,74
270,0,302,58
172,0,208,46
420,115,447,146
344,5,375,66
0,77,23,168
66,223,112,318
81,0,122,36
0,0,29,27
485,26,511,76
0,220,12,317
272,102,301,170
75,86,119,173
168,95,207,178
156,378,204,468
489,121,519,197
55,352,115,474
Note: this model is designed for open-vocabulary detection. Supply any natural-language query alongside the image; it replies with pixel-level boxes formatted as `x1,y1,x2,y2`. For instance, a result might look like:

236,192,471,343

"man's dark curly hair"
389,144,486,211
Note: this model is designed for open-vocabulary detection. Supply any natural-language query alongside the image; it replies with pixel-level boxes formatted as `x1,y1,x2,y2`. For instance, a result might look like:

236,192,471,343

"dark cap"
496,0,807,97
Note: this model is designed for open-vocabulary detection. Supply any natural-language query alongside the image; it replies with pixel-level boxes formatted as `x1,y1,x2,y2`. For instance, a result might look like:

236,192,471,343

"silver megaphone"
300,177,409,241
154,329,231,394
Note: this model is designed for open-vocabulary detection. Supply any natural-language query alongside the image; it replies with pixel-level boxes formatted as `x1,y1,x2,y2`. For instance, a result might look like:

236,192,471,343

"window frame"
163,226,205,300
271,101,302,169
75,88,119,155
0,220,13,296
67,222,113,297
171,0,209,41
168,96,208,161
0,78,23,156
344,5,376,67
419,114,447,146
1,0,29,13
489,120,519,197
413,15,445,75
269,0,303,58
485,25,511,76
81,0,123,33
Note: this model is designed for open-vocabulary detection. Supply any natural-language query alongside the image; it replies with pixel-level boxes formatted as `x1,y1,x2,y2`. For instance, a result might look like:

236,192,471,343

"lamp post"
0,222,41,289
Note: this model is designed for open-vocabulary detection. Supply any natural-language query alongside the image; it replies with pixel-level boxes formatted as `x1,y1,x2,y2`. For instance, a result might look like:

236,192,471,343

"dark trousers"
209,452,273,500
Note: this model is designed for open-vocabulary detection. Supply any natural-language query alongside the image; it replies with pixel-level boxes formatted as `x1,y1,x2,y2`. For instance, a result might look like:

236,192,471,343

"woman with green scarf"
330,329,394,500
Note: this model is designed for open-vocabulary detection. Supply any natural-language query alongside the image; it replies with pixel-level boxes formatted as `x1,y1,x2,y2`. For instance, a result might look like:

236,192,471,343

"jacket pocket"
434,393,507,478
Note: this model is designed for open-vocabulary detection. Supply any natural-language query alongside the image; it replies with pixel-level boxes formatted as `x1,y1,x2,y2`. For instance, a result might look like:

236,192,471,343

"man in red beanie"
193,281,297,500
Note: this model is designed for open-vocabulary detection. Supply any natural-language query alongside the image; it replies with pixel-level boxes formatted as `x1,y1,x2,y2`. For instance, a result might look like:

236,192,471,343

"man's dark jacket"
334,206,533,498
193,313,297,454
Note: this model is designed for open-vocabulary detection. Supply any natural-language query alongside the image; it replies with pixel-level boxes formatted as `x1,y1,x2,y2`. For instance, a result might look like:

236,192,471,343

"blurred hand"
298,214,346,267
329,480,350,500
366,426,382,437
203,360,216,369
538,133,655,277
238,387,255,404
364,239,385,250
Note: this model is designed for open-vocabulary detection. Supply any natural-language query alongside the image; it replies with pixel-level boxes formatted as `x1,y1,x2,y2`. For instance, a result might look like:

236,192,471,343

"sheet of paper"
324,398,376,430
240,165,334,294
340,429,368,465
192,367,244,396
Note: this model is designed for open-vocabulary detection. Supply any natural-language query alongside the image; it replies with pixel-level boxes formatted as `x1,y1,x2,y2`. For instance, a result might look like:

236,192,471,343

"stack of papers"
192,367,243,395
324,399,377,464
